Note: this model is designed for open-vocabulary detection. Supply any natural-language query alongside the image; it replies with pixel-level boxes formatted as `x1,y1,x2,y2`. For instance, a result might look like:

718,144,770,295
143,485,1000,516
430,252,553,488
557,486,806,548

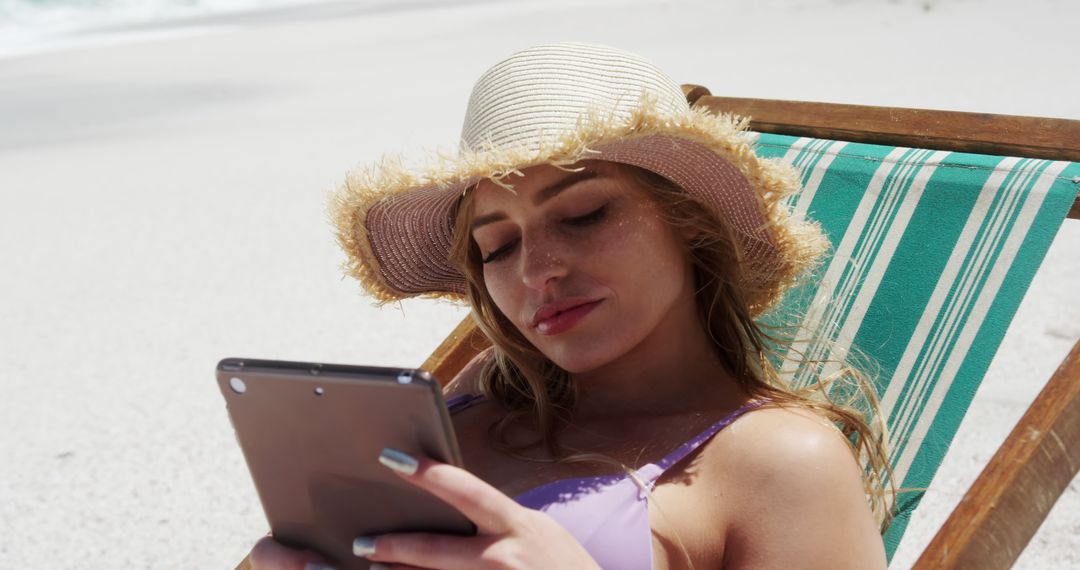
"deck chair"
419,88,1080,569
235,89,1079,570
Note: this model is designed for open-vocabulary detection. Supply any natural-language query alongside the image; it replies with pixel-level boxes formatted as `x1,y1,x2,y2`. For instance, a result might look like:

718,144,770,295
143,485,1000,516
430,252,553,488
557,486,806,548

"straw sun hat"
331,42,826,315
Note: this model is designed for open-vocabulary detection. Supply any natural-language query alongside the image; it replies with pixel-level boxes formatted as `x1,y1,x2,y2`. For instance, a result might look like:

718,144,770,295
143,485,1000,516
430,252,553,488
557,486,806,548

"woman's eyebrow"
470,211,506,231
471,170,601,231
533,170,598,205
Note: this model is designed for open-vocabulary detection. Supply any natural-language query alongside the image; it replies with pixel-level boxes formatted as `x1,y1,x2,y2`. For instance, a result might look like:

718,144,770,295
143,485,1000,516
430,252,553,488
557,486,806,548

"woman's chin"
537,342,621,376
552,359,598,375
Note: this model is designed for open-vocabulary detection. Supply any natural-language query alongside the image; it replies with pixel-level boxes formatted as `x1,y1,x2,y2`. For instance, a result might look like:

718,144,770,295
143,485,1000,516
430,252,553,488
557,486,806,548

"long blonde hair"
448,161,896,530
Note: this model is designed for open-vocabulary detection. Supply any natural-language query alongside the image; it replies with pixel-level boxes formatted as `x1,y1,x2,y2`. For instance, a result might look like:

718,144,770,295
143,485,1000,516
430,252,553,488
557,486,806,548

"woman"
253,42,892,569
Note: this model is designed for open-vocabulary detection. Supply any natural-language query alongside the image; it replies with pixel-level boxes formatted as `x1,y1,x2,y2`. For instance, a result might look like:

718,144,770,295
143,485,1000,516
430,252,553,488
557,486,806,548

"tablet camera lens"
314,387,325,396
229,377,247,394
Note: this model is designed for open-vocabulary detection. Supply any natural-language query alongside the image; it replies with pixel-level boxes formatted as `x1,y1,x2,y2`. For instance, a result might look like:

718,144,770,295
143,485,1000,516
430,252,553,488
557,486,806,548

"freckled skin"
470,163,693,374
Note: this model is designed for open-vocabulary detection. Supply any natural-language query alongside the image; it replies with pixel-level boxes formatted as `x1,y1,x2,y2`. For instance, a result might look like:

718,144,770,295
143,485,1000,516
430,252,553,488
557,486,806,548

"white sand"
0,0,1076,567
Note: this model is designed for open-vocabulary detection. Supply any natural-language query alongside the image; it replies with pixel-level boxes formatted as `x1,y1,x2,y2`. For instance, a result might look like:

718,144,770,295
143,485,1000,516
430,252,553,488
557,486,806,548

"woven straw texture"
330,43,826,314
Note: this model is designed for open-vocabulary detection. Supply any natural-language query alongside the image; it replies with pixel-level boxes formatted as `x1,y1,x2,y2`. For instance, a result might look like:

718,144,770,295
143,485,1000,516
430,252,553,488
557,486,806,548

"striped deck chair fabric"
753,133,1080,562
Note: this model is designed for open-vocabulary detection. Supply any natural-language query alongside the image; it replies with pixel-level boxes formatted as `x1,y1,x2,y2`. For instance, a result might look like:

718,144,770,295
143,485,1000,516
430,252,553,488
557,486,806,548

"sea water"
0,0,323,57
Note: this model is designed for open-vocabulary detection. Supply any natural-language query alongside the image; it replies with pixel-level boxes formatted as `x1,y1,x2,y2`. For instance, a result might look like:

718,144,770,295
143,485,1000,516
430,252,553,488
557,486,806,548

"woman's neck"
569,292,748,422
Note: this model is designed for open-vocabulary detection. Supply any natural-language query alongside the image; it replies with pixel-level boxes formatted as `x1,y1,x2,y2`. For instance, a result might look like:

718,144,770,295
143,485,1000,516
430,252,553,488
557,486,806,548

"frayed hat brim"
330,99,827,314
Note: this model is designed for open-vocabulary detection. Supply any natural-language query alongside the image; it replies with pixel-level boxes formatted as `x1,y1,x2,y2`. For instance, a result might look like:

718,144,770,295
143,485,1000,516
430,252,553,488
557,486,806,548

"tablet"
216,358,475,569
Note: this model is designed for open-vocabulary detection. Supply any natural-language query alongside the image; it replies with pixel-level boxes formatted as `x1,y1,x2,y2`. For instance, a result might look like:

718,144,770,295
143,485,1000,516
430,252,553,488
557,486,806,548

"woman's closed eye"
482,238,519,264
479,204,609,264
562,204,608,227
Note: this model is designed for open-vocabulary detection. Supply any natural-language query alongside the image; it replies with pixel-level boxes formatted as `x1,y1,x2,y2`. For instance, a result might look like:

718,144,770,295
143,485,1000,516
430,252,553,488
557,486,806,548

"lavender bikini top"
447,394,763,570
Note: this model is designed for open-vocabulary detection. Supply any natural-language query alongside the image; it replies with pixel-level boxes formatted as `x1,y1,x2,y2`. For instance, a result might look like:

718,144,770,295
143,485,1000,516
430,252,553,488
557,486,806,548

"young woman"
251,42,892,569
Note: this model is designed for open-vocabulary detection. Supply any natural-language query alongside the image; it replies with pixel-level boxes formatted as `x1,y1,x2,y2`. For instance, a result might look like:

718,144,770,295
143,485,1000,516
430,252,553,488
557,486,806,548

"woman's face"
469,162,696,374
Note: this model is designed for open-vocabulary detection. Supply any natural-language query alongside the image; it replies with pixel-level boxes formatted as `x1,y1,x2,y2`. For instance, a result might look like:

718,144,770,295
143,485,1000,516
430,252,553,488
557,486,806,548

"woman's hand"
356,448,600,570
248,448,600,570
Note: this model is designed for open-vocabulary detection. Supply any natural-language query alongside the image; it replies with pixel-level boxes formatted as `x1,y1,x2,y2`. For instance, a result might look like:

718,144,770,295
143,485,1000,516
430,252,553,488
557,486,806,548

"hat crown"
460,43,688,153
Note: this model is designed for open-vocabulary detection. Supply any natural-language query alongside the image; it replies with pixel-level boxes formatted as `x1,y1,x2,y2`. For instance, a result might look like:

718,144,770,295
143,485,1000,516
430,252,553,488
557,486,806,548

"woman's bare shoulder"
721,405,846,453
707,405,886,568
708,405,864,491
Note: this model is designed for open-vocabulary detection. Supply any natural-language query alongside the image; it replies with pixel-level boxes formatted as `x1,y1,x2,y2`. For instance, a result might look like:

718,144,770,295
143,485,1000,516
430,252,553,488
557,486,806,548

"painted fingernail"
303,563,337,570
353,536,377,557
378,448,418,475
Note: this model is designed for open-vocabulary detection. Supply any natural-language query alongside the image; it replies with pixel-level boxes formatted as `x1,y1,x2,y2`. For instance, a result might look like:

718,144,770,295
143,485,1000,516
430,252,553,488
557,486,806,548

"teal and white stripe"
782,137,849,215
884,159,1068,480
753,133,1079,562
781,145,950,388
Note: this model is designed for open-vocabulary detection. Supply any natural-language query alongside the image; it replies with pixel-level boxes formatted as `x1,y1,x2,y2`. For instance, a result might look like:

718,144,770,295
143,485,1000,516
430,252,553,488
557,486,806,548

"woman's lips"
531,299,603,336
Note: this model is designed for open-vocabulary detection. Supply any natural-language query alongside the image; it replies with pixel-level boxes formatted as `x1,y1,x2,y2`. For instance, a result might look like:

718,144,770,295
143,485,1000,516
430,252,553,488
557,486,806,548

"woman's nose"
520,230,568,290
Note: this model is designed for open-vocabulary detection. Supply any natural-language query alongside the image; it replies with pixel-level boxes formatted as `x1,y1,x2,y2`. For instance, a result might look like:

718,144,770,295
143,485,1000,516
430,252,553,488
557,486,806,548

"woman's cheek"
482,267,523,325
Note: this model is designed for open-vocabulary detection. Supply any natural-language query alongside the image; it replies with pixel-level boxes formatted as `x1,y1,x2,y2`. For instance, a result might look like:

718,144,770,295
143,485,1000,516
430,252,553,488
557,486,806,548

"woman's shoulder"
707,404,863,492
720,404,849,457
704,404,886,568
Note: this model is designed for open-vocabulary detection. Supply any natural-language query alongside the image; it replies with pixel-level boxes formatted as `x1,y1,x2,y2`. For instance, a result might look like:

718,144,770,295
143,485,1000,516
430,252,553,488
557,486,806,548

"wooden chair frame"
239,88,1080,570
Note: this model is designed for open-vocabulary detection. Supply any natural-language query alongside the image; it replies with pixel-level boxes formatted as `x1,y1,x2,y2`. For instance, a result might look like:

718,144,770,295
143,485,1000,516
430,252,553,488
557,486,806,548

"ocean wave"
0,0,321,54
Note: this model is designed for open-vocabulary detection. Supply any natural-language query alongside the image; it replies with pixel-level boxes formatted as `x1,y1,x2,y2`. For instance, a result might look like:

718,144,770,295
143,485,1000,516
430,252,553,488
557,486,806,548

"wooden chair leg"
913,338,1080,569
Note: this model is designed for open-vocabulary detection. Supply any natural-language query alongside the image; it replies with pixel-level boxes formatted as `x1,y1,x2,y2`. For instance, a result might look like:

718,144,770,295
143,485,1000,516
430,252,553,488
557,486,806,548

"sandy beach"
1,0,1077,567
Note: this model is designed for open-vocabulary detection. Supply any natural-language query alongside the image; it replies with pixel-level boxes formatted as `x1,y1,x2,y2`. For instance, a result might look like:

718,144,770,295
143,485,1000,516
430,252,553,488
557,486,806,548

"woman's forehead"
472,161,631,205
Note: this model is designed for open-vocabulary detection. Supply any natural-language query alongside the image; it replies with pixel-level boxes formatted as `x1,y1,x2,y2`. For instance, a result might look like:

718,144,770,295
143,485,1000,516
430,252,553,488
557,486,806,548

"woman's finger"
378,448,522,534
364,532,496,570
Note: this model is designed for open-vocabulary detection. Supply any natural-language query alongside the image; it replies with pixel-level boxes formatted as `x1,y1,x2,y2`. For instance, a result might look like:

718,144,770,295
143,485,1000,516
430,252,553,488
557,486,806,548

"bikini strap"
446,393,484,414
638,400,767,486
